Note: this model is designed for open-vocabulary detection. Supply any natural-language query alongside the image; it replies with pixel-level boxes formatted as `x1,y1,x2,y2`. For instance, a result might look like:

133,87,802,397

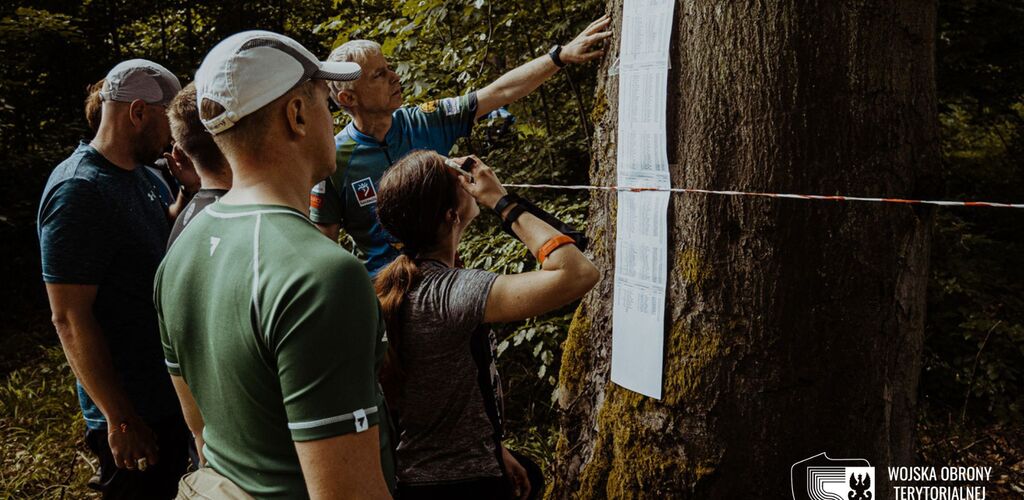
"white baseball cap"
195,30,361,135
100,59,181,107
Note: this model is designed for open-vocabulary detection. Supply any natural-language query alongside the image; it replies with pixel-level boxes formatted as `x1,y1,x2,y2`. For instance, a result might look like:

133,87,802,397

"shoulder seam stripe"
287,406,379,430
205,208,313,226
252,214,267,346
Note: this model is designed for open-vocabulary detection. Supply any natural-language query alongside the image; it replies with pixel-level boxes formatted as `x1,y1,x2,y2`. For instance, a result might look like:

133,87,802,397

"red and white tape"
500,183,1024,209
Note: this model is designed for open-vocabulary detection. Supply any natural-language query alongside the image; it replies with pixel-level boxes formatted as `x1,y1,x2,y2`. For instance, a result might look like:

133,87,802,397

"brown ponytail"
84,79,105,135
374,254,421,406
374,150,461,406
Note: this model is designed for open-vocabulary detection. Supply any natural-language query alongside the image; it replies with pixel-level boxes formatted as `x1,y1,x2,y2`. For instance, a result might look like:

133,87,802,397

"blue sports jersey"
310,92,477,276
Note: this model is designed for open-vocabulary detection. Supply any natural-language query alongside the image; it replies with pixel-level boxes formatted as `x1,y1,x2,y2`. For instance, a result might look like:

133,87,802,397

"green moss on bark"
557,306,593,409
589,91,608,129
675,248,710,292
577,383,718,498
572,317,728,497
663,321,724,407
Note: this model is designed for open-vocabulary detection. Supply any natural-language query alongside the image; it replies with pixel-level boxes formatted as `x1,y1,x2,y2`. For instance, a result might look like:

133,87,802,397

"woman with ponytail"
375,150,600,500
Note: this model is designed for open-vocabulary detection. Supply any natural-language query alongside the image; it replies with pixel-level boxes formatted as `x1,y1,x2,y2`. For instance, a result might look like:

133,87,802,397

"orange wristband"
537,235,575,265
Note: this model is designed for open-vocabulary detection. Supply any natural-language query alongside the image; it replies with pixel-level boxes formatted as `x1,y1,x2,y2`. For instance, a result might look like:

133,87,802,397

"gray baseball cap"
100,59,181,107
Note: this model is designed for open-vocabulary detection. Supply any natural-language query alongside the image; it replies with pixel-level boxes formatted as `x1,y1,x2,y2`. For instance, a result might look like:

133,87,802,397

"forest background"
0,0,1020,497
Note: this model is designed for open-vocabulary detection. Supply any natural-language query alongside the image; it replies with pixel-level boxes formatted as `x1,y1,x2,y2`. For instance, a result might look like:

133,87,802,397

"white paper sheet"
610,0,675,399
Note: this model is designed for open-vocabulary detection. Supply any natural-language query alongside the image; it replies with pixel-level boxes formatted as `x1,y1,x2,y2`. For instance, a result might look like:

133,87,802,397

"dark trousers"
84,418,192,500
398,451,545,500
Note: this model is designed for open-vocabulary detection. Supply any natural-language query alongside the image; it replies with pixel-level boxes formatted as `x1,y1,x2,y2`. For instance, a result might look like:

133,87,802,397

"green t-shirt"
154,202,394,498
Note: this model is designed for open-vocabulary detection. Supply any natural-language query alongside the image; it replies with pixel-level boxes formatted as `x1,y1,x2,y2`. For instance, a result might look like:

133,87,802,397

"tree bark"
551,1,937,498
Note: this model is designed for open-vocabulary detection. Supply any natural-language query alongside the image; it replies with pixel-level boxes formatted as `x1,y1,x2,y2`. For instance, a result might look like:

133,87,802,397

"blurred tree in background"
0,0,1021,496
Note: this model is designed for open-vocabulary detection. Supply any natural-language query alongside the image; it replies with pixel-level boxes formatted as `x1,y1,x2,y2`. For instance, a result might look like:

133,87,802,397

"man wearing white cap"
154,31,393,498
38,59,191,498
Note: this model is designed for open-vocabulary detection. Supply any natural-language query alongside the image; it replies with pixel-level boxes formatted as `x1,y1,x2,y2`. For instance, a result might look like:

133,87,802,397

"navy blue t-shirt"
37,142,182,429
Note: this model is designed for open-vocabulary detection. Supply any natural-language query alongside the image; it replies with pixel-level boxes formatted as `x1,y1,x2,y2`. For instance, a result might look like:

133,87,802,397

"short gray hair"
327,40,382,94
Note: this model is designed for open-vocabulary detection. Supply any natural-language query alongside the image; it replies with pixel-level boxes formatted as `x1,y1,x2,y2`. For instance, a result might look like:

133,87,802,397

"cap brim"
314,61,362,82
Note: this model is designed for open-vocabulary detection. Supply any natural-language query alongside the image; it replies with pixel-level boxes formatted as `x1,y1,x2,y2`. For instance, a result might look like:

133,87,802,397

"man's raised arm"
475,15,612,119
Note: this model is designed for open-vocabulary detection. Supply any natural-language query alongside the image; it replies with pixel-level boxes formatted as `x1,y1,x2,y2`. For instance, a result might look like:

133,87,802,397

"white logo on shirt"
441,97,460,116
353,409,368,432
351,177,378,207
209,236,221,256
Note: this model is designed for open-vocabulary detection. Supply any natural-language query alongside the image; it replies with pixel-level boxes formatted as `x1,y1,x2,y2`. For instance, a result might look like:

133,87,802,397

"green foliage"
924,0,1024,426
0,7,88,211
0,346,97,498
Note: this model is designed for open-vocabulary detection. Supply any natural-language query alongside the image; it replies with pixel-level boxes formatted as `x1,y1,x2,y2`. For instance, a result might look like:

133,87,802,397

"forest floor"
1,316,1021,498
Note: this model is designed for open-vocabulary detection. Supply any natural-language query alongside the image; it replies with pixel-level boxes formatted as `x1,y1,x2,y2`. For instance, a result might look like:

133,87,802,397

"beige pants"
175,467,253,500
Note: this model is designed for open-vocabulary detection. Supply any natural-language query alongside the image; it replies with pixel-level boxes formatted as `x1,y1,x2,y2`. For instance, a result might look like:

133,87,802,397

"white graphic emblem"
791,452,874,500
351,177,377,207
353,409,369,432
441,97,460,116
209,236,221,256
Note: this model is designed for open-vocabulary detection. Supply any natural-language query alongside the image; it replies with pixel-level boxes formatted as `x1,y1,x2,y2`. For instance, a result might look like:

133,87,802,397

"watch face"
549,45,565,66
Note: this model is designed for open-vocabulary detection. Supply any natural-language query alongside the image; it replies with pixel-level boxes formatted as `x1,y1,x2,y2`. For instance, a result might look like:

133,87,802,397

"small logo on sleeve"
441,97,461,116
351,177,377,207
310,180,327,210
418,100,438,113
353,409,369,432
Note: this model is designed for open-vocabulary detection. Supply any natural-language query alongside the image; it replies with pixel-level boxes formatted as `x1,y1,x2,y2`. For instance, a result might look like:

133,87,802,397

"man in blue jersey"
311,15,612,276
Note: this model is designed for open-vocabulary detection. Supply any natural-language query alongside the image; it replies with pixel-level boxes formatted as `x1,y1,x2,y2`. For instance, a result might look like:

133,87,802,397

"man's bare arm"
170,375,206,466
316,222,341,242
46,283,159,469
475,15,612,119
294,427,391,499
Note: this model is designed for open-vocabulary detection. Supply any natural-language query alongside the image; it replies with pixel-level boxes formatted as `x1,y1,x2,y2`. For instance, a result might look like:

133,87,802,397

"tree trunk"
551,1,937,498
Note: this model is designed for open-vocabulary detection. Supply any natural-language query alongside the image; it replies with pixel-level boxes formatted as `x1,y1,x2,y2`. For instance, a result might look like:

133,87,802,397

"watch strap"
549,45,566,68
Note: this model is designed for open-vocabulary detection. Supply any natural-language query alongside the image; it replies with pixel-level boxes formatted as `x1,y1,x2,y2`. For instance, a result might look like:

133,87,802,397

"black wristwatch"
548,44,566,68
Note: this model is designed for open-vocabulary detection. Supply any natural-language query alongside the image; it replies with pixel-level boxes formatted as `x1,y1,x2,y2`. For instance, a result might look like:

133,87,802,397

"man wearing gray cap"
155,31,392,498
38,59,191,498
